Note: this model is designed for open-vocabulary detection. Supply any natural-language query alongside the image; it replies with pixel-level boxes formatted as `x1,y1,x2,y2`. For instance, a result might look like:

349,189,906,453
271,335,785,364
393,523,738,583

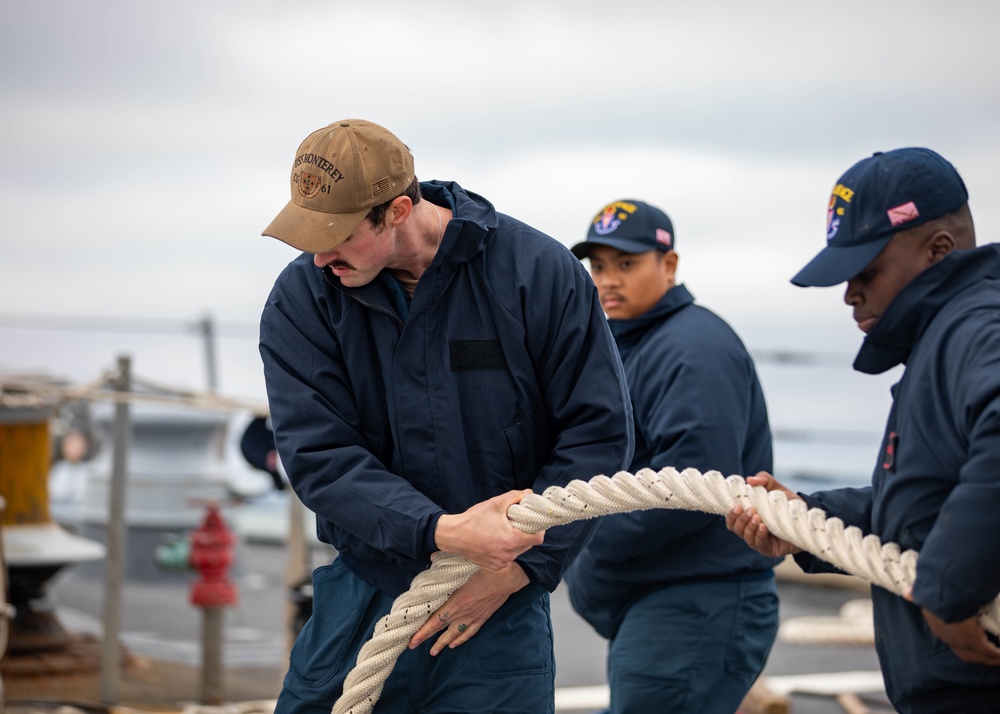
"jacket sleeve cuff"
423,511,445,555
912,573,984,622
513,556,544,589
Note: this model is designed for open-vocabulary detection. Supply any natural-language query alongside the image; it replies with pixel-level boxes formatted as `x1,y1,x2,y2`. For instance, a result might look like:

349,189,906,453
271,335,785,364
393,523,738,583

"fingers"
408,608,450,649
920,609,1000,666
434,489,546,571
750,472,805,505
745,514,783,554
513,527,545,553
408,606,481,654
726,503,800,558
728,471,806,559
410,567,521,653
725,504,744,533
976,640,1000,666
430,620,480,656
945,631,1000,666
736,509,765,547
745,471,774,488
726,503,756,539
497,489,545,551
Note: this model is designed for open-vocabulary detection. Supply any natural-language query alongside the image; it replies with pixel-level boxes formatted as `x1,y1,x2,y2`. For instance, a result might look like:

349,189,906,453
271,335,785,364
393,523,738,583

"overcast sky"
2,1,998,469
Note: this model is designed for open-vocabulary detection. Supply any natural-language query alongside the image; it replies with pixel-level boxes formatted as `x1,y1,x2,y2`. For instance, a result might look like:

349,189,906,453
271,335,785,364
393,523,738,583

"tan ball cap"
262,119,415,254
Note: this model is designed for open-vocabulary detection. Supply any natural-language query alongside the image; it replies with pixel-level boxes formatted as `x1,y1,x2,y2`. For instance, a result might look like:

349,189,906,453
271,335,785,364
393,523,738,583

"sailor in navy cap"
729,148,1000,713
567,198,781,713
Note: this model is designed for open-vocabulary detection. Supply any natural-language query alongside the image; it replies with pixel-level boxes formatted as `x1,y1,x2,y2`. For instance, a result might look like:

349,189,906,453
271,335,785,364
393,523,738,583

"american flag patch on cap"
887,201,919,226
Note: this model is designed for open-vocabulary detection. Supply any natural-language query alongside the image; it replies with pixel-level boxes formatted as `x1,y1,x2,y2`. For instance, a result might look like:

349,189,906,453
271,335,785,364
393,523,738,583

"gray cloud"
1,0,997,404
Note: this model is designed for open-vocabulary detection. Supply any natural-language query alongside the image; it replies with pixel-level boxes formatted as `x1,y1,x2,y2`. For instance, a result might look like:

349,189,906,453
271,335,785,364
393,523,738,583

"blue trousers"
605,576,779,714
275,558,555,714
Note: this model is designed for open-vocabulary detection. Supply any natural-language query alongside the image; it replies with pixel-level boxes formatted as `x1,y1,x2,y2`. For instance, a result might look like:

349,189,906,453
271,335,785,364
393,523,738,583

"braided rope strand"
332,553,479,714
333,467,1000,713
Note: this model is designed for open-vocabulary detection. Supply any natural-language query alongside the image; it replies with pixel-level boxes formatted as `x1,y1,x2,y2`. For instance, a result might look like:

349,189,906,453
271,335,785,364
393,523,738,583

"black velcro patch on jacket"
450,339,506,371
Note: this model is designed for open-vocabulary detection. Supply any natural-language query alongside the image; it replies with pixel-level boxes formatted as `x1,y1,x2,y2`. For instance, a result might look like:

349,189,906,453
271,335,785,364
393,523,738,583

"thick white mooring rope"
778,598,875,646
332,467,1000,714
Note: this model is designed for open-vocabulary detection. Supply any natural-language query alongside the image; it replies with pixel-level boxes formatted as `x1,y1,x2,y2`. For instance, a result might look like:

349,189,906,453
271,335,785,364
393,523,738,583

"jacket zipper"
322,268,406,328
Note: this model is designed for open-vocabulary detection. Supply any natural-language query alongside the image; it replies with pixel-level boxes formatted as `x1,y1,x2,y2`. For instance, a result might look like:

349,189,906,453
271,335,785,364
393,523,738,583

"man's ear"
927,230,957,264
388,195,413,227
663,250,679,281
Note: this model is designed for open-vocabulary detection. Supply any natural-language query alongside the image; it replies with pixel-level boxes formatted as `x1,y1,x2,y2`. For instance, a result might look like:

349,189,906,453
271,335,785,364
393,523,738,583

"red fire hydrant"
190,502,238,608
189,502,237,704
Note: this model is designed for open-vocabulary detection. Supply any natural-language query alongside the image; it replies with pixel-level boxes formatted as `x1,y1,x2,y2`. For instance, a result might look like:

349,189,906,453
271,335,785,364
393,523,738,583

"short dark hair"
366,176,422,231
897,202,975,250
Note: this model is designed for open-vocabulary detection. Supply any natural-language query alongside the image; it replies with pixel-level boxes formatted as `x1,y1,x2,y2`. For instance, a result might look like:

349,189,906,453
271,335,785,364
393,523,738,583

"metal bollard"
189,502,237,705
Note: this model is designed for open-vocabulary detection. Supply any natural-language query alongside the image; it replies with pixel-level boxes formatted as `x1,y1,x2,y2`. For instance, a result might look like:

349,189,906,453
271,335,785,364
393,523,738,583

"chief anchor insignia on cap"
262,119,415,255
792,147,969,288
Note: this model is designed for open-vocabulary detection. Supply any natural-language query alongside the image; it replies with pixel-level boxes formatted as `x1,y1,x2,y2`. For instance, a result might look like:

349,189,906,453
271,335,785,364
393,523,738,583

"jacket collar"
420,180,499,266
854,244,1000,374
608,284,694,344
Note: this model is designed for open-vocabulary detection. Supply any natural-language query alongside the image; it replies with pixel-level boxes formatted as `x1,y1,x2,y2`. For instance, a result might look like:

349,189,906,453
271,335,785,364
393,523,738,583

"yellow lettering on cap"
832,184,854,203
592,201,637,223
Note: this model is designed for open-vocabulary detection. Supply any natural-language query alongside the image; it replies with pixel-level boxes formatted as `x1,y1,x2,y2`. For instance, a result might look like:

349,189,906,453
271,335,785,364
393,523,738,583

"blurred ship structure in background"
0,391,105,657
0,369,291,668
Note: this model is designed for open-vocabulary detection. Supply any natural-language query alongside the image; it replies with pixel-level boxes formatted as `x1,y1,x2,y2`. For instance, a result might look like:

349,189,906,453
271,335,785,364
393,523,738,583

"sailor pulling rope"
332,467,1000,714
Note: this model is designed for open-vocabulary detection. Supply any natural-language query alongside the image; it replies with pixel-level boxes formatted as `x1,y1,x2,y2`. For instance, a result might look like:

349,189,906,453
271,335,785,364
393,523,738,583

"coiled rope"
778,598,875,646
332,466,1000,714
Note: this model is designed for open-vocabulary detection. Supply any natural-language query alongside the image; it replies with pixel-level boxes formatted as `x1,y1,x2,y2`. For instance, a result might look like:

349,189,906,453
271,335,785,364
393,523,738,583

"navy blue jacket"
795,244,1000,712
567,285,780,639
259,181,634,596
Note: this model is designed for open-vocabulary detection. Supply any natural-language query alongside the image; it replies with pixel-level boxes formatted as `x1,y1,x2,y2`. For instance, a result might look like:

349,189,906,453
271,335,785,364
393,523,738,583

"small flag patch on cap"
887,201,919,227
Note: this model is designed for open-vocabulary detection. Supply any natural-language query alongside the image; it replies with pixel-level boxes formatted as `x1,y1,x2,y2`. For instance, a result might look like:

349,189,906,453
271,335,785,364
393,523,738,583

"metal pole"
0,495,8,714
199,314,219,392
100,355,131,704
202,606,224,704
284,489,311,655
280,457,312,655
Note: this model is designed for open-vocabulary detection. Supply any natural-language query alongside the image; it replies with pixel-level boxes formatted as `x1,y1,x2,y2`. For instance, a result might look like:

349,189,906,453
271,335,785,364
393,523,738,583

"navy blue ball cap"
570,199,675,259
792,147,969,287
